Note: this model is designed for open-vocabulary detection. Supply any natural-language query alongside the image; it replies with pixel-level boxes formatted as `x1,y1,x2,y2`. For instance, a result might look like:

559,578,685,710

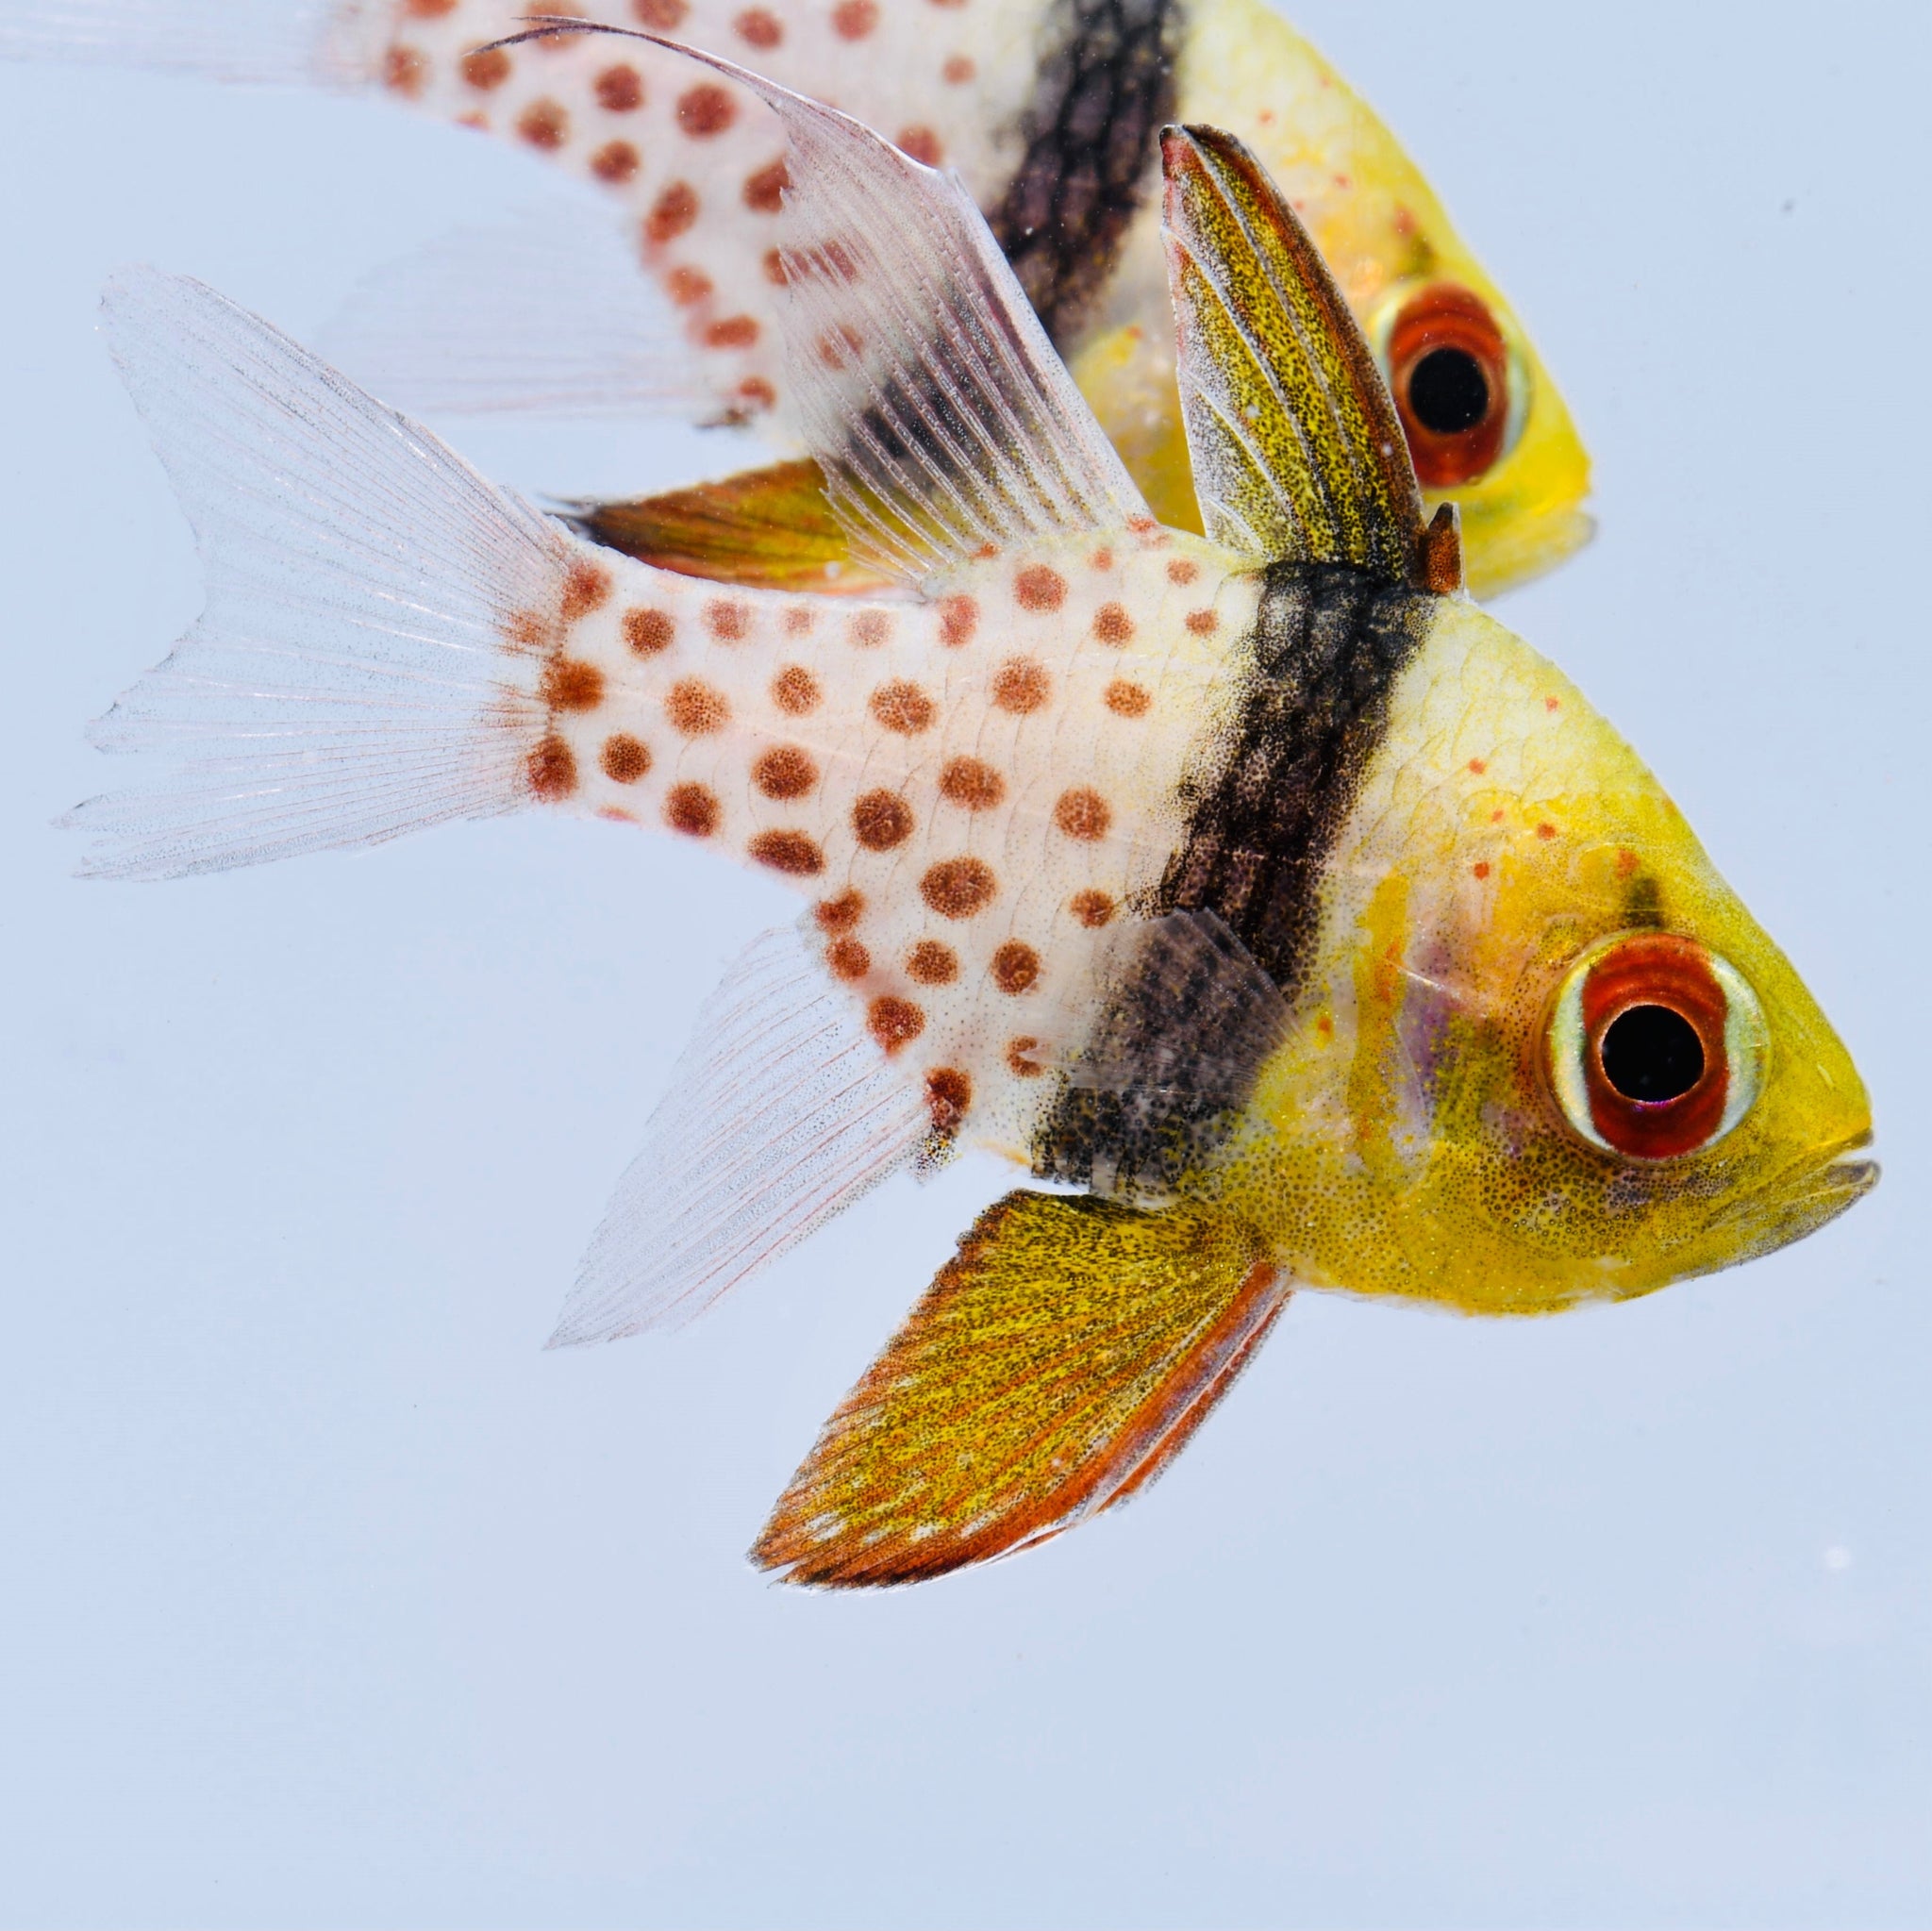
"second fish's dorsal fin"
492,21,1153,583
1160,125,1457,591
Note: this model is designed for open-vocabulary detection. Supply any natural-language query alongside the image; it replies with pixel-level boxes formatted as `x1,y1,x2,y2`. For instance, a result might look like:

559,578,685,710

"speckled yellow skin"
1070,0,1592,598
1198,599,1871,1313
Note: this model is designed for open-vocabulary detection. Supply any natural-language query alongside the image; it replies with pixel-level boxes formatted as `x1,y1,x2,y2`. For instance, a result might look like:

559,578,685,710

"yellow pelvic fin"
754,1191,1287,1588
1159,125,1454,591
571,459,896,598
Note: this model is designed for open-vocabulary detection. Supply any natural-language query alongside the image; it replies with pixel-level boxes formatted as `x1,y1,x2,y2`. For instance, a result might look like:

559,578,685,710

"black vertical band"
986,0,1184,345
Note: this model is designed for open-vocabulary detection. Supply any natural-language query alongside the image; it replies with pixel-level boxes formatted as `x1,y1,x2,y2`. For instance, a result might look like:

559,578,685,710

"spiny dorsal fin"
492,20,1151,584
1160,125,1457,591
754,1191,1287,1587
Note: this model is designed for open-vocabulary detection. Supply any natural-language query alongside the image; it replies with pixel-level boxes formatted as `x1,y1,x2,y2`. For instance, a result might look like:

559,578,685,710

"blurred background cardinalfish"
1,0,1591,597
67,63,1868,1585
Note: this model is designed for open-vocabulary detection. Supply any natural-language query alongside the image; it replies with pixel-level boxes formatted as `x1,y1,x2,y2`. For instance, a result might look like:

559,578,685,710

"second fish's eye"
1384,284,1514,488
1407,346,1491,436
1600,1004,1705,1103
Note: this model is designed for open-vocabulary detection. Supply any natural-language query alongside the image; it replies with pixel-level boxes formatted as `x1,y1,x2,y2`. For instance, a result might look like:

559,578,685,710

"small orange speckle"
1490,808,1506,824
781,607,814,637
941,53,974,83
1536,822,1557,841
1615,848,1640,878
815,889,863,932
826,937,871,981
1544,696,1561,712
676,82,736,137
849,608,892,648
991,940,1040,993
743,158,790,214
1104,680,1151,718
1092,601,1134,645
383,43,427,96
633,0,687,23
870,680,935,734
1068,890,1115,928
704,314,759,350
907,940,958,986
526,733,576,800
752,745,817,799
1014,564,1067,611
539,658,605,712
924,1067,972,1136
601,734,650,784
867,994,924,1053
1467,757,1487,775
762,247,789,285
735,377,776,412
591,140,641,183
594,63,642,111
938,593,978,647
561,561,610,621
772,664,820,714
896,125,942,165
459,45,509,90
664,782,718,837
665,679,729,735
1473,860,1491,880
646,181,699,245
921,857,997,920
1316,1013,1334,1037
853,790,913,851
705,598,750,641
1089,547,1114,571
939,757,1005,810
625,607,674,655
991,658,1049,714
666,265,713,307
749,829,824,876
832,0,878,37
1166,558,1199,586
517,98,568,150
734,5,781,45
1185,608,1219,636
1053,788,1111,841
1006,1036,1045,1077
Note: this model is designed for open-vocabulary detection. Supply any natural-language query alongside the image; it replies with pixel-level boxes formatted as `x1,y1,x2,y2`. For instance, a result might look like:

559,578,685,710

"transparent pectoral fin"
552,924,927,1344
754,1191,1288,1587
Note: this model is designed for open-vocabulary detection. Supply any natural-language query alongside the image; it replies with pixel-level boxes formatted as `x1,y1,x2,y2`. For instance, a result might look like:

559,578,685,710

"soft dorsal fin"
494,21,1151,584
754,1191,1287,1586
1160,124,1460,592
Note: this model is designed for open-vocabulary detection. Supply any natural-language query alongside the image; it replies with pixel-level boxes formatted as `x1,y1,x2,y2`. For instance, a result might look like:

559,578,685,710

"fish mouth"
1701,1129,1879,1267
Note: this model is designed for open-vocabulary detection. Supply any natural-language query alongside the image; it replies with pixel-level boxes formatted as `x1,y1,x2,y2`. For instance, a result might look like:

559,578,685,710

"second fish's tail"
66,267,580,880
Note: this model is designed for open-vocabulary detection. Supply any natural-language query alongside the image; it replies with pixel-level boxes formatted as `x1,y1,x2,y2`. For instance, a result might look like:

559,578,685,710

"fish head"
1235,598,1873,1314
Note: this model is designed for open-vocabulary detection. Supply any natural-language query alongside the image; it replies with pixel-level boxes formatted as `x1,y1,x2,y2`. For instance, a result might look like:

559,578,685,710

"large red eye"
1546,934,1768,1160
1386,285,1511,488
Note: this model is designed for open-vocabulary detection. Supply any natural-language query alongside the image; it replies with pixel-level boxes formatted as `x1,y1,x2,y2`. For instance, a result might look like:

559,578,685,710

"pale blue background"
0,2,1925,1923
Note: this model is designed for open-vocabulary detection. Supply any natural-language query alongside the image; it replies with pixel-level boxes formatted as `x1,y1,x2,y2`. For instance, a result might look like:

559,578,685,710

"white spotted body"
535,529,1257,1152
355,0,1047,424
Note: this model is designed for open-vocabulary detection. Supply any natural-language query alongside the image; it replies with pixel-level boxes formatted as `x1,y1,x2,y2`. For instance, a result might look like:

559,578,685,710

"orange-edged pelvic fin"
755,1192,1285,1587
569,460,897,598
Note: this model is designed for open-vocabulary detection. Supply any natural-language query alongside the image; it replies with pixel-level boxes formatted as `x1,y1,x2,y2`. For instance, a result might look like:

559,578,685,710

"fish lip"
1700,1127,1879,1257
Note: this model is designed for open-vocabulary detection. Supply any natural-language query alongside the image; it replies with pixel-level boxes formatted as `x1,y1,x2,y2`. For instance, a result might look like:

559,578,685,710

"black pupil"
1407,347,1491,435
1600,1006,1706,1105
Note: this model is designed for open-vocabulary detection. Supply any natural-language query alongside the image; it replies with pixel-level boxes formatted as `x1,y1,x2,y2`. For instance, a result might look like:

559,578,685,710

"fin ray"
755,1191,1286,1586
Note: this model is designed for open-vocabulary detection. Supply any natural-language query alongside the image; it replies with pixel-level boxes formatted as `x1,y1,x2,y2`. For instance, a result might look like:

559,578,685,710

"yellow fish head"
1235,598,1874,1316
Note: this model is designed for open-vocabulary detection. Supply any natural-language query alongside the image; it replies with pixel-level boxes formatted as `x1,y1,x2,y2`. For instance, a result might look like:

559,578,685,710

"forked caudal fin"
65,268,576,880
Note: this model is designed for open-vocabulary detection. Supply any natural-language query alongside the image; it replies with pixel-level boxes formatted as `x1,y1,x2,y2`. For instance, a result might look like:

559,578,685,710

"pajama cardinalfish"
71,70,1869,1586
4,0,1591,596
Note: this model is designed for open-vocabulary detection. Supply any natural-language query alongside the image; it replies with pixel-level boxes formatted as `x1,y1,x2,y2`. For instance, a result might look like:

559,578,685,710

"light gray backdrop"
0,2,1924,1924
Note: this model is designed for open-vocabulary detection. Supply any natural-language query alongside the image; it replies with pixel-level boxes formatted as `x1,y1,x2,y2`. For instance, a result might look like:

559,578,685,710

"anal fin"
569,460,897,598
754,1192,1288,1588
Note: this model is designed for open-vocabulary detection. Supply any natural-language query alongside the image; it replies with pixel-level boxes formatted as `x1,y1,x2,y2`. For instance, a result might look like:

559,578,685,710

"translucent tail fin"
0,0,380,83
65,267,571,879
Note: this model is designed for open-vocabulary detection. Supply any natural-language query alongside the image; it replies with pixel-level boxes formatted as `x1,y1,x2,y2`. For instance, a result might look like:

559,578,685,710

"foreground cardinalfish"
3,0,1591,597
71,61,1871,1585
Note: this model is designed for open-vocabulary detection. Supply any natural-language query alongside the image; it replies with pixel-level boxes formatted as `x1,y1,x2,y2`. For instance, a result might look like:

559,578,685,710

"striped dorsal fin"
1159,124,1461,593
